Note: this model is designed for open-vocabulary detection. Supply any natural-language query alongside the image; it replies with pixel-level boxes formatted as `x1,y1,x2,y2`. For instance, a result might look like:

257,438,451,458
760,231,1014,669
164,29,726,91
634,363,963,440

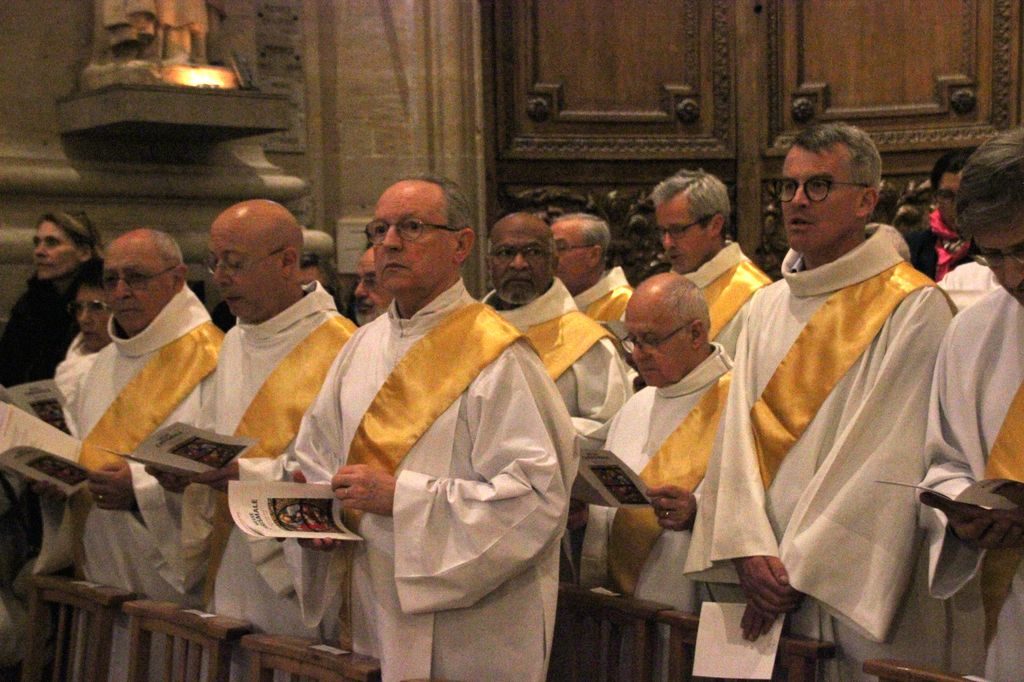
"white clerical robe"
684,241,765,356
482,278,631,449
196,284,342,642
54,333,100,408
580,344,732,611
685,232,970,679
922,287,1023,680
286,280,578,682
574,266,632,321
938,261,999,312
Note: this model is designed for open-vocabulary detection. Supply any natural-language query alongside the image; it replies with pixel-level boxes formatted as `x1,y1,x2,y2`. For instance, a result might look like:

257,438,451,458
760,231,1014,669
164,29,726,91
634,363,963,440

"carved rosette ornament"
791,96,816,123
526,97,551,122
949,88,977,115
675,98,700,124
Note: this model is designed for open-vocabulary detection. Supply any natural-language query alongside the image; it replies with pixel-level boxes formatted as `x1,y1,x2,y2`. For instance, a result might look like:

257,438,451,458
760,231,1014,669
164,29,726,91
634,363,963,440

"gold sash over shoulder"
347,302,522,476
702,261,771,341
524,311,614,382
980,377,1024,644
72,321,224,572
608,373,731,595
202,315,355,601
750,262,933,488
585,286,633,322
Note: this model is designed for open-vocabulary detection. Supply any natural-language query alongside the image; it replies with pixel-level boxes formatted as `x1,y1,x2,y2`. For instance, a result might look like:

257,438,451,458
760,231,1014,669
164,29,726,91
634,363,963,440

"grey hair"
405,174,474,232
791,123,881,187
955,129,1024,238
662,275,711,333
136,228,184,266
553,213,611,251
650,169,731,229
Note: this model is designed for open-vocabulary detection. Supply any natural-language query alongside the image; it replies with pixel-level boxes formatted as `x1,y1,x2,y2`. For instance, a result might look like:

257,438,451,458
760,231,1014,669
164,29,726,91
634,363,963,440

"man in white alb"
286,176,578,682
182,200,355,660
551,213,633,322
685,123,976,678
580,272,730,612
482,211,631,449
922,129,1024,680
652,169,771,356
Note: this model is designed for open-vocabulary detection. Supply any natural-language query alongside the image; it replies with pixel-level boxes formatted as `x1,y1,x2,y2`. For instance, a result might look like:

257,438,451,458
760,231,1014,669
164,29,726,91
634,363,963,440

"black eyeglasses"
101,265,177,291
489,244,551,263
206,247,286,277
778,177,871,202
621,322,691,354
67,300,110,315
364,219,459,244
658,216,713,240
933,188,957,203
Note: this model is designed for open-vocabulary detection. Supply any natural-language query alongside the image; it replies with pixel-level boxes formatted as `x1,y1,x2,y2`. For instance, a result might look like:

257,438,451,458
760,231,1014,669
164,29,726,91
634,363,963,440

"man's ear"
706,213,726,240
452,228,476,265
856,186,880,220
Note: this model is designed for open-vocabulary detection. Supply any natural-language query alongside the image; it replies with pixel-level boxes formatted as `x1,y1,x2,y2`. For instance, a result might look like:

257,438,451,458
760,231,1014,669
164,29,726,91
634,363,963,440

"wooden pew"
240,633,382,681
122,599,250,682
22,574,135,682
863,658,967,682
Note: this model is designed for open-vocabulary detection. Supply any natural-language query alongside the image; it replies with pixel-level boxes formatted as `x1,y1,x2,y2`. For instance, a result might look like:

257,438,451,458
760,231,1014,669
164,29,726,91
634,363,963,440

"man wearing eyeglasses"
686,123,968,676
652,169,770,356
579,273,729,617
37,228,223,673
180,199,356,668
551,213,633,322
921,128,1024,680
482,212,631,451
287,177,577,682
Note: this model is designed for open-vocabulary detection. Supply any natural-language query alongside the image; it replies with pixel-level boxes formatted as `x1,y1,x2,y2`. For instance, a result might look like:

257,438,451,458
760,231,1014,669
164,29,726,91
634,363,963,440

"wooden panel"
492,0,735,159
765,0,1019,152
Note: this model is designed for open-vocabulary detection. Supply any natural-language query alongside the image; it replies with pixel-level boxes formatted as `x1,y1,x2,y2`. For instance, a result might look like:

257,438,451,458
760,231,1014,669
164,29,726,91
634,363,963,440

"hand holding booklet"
111,422,257,477
572,449,650,507
228,481,361,541
878,478,1024,518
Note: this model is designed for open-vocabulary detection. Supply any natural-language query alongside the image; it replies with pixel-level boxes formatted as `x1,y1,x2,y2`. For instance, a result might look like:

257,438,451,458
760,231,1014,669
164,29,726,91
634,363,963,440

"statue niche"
83,0,237,90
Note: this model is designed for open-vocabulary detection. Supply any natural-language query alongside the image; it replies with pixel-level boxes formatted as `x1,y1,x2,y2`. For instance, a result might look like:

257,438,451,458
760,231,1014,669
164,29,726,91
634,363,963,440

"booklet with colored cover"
0,402,84,494
0,379,71,434
228,480,362,541
572,449,651,507
115,422,257,477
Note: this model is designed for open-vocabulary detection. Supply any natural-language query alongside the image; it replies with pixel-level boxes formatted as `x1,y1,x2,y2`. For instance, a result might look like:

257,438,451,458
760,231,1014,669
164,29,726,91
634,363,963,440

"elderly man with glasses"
482,211,631,451
685,123,977,677
36,228,224,677
286,177,577,682
652,169,771,357
177,199,356,675
551,213,634,322
921,128,1024,680
579,272,730,618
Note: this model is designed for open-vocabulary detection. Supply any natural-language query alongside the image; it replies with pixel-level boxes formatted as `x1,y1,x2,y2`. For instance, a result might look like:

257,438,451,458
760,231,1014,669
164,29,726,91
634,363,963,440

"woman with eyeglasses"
53,259,112,407
0,211,103,387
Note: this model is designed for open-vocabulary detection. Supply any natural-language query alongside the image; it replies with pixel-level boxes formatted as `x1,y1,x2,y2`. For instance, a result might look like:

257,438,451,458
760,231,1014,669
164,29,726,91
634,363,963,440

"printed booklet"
117,422,257,476
228,481,361,541
0,379,70,434
572,449,650,507
880,478,1024,516
0,402,84,493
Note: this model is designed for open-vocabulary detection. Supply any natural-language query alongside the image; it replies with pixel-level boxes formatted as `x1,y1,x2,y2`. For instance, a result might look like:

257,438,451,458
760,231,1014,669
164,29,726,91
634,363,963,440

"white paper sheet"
692,602,783,679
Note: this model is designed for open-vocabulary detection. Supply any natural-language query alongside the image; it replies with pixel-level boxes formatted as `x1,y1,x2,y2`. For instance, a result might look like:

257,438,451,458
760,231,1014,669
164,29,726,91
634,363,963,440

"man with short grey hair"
483,212,631,448
922,128,1024,680
652,169,770,355
686,123,972,676
552,213,633,321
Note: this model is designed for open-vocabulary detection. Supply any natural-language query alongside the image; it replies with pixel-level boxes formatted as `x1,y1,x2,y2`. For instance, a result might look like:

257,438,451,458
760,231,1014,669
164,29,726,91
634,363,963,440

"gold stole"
71,322,224,571
980,378,1024,643
201,316,356,602
608,373,731,595
332,303,521,648
524,311,614,382
703,261,772,341
585,286,633,322
750,262,933,488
